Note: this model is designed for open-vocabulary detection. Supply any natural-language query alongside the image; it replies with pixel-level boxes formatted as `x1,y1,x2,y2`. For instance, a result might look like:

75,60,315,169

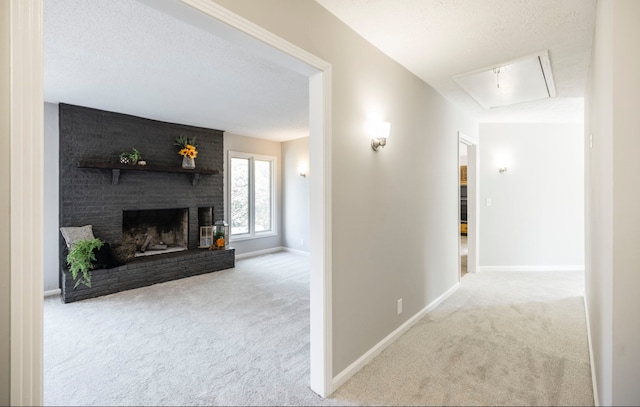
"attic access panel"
454,51,556,109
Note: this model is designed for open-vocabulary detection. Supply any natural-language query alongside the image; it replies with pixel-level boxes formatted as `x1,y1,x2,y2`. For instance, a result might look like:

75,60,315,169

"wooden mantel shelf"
77,160,219,186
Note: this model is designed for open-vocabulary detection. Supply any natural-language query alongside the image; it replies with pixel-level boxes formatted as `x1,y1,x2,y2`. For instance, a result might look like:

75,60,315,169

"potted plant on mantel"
119,147,143,165
174,135,198,169
66,238,104,288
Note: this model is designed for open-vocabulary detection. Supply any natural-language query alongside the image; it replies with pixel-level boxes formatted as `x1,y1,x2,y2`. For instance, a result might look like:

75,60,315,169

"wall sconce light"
496,154,510,174
370,121,391,151
298,162,308,178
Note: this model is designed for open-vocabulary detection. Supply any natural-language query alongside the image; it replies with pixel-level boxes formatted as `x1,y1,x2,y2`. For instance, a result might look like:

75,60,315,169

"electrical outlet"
397,298,403,315
300,239,304,247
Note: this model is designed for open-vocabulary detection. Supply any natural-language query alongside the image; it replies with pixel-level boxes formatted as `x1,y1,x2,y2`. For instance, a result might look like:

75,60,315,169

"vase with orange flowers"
175,135,198,169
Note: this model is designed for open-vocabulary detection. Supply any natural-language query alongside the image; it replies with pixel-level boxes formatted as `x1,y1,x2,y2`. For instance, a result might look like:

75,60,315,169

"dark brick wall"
58,104,230,297
61,249,235,303
59,103,224,251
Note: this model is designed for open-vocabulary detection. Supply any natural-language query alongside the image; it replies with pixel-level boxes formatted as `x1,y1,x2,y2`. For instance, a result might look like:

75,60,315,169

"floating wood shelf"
77,161,219,186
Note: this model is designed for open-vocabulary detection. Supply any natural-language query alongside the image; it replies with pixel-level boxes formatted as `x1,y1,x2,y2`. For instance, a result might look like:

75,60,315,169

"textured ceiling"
44,0,310,142
45,0,597,142
316,0,597,123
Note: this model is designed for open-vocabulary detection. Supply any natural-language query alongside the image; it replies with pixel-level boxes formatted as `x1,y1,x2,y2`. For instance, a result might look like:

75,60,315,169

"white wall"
213,0,478,375
586,0,640,405
479,123,584,270
223,132,283,255
43,102,60,292
282,137,310,252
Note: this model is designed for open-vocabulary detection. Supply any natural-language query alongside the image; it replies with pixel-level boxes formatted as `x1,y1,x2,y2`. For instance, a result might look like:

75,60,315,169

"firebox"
122,208,189,257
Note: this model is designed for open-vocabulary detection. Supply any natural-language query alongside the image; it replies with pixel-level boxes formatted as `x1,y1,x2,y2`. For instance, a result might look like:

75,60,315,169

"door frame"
8,0,334,402
459,132,478,275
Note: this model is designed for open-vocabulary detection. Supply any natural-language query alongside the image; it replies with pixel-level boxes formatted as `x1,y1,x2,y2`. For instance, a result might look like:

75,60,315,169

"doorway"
459,142,468,277
459,132,478,277
8,0,334,402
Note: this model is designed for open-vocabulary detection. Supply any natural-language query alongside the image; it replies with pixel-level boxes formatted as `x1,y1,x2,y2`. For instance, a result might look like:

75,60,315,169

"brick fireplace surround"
59,103,234,303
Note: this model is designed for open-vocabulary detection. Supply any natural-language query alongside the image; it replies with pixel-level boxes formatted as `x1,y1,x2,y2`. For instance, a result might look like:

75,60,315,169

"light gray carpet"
331,270,593,406
44,252,593,406
44,252,332,406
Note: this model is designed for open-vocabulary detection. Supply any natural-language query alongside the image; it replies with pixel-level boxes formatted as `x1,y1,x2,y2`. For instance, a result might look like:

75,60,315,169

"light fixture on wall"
495,153,510,174
370,121,391,151
496,154,510,174
298,162,308,178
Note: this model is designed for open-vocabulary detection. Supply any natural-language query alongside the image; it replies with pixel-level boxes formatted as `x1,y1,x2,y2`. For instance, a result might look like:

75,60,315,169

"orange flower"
175,136,199,157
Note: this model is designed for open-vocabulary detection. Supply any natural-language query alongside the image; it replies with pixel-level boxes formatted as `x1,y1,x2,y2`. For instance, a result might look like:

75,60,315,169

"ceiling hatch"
453,51,556,109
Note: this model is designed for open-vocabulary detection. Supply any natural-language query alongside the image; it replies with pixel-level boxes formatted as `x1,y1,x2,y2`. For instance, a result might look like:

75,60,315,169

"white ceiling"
316,0,597,123
45,1,597,142
44,0,310,142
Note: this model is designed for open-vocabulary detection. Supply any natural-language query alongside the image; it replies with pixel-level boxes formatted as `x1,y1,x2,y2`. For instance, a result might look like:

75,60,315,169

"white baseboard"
282,247,310,256
234,246,310,260
44,288,61,297
478,265,585,272
234,246,284,260
331,282,461,391
583,296,599,406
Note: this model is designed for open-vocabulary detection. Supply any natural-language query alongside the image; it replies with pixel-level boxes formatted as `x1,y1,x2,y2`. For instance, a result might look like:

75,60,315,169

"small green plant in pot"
119,148,141,165
66,238,104,288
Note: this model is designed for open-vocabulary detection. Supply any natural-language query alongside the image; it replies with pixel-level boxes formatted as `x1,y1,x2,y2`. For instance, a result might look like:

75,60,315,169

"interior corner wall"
212,0,478,376
478,123,585,270
586,0,640,405
0,1,11,403
43,102,60,292
223,132,283,255
281,137,310,252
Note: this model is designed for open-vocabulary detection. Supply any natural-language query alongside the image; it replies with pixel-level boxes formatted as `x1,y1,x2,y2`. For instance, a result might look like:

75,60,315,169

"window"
228,151,276,239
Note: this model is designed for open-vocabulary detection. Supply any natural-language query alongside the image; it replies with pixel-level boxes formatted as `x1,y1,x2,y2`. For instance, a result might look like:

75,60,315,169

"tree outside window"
229,152,275,238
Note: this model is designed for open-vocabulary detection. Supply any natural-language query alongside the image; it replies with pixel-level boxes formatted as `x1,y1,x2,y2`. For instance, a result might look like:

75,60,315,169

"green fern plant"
66,238,104,288
119,147,141,164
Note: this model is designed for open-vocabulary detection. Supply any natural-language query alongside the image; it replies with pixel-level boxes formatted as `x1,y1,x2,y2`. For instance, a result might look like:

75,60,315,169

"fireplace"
122,208,189,257
59,104,233,303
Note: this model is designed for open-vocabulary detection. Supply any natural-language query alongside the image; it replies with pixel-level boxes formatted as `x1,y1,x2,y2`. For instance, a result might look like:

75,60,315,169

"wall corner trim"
331,282,461,392
44,289,62,298
583,296,600,406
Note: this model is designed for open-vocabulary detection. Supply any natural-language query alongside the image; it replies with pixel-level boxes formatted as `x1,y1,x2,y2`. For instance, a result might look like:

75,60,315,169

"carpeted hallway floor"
44,251,593,406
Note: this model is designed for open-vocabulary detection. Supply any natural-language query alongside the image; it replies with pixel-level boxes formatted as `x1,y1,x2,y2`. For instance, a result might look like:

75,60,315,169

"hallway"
332,269,592,406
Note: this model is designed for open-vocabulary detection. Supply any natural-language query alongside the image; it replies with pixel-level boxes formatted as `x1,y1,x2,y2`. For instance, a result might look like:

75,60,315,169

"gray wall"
282,137,310,252
0,1,11,403
213,0,478,374
479,123,584,269
586,0,640,405
44,102,60,291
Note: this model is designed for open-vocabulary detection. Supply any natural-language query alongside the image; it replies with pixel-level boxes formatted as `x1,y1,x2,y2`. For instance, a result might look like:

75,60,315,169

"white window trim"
227,151,277,242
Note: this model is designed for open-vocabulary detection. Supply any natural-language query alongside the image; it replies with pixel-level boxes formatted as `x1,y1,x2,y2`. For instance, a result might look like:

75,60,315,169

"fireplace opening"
122,208,189,257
